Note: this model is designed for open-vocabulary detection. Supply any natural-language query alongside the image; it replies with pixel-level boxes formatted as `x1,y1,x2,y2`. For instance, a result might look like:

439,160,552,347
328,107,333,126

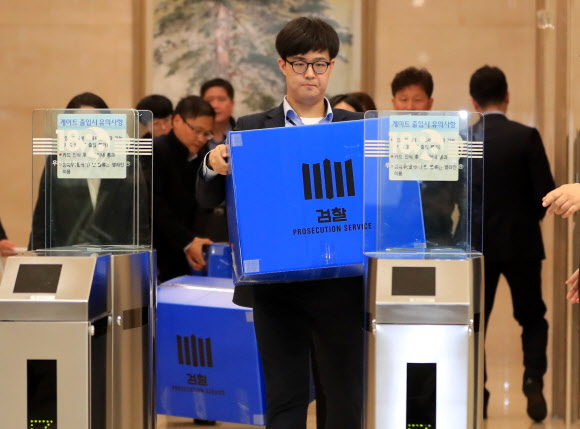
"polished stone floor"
158,277,576,428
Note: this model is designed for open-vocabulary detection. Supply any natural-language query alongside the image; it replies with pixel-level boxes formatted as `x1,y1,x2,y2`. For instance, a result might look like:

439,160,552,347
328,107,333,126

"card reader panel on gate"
392,266,435,297
0,256,108,322
373,259,471,306
14,264,62,294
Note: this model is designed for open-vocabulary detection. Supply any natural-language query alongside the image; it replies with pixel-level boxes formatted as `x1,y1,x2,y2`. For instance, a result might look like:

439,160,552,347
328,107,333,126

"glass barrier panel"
31,109,153,251
363,110,483,259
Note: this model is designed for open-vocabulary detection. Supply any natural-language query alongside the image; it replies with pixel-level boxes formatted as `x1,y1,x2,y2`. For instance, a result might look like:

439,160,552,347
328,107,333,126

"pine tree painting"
153,0,357,117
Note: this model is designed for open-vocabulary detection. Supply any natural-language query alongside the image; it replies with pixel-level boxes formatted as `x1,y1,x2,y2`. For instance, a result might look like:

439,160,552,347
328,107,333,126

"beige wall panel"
0,26,133,107
0,1,135,247
0,1,131,25
379,0,533,27
373,0,536,126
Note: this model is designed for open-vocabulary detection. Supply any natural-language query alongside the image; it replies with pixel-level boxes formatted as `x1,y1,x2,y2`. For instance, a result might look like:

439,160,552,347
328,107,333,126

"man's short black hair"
66,92,108,109
200,78,235,100
174,95,215,121
469,65,508,108
391,67,434,98
276,17,339,60
136,94,173,120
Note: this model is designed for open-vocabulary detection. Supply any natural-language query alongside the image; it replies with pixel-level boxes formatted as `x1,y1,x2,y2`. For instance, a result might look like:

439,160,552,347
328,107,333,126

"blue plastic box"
190,243,233,279
156,276,266,425
227,120,368,284
206,243,233,278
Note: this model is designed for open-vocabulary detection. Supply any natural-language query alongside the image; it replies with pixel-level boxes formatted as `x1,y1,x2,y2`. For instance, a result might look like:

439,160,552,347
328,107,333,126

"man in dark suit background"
197,78,237,245
389,66,462,247
201,78,237,151
198,17,364,429
153,96,218,283
470,65,555,422
136,94,174,139
391,66,434,111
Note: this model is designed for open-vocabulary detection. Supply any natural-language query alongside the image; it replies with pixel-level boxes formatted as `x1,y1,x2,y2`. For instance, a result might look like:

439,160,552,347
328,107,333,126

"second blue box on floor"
156,276,266,425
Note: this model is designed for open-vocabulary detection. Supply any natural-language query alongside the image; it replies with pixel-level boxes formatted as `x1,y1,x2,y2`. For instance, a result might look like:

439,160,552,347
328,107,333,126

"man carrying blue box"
197,17,364,429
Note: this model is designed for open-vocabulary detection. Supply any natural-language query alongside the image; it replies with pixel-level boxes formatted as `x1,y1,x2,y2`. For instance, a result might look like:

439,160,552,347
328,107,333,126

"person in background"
329,93,364,112
542,183,580,302
30,92,149,249
136,94,173,138
390,66,458,246
200,78,236,151
0,218,15,256
350,91,377,111
153,95,217,283
197,78,236,243
391,66,434,111
470,65,554,422
135,94,174,208
198,17,364,429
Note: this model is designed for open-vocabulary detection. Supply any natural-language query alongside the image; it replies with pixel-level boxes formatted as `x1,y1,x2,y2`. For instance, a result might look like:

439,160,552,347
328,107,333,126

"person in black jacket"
470,65,555,422
197,78,237,242
136,94,173,139
197,17,364,429
153,96,219,283
201,78,236,151
390,66,462,247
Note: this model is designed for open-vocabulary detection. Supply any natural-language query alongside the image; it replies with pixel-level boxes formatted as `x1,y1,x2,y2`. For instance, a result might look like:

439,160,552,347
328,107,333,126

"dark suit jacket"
192,116,237,241
153,130,231,282
477,113,555,261
196,103,363,306
31,159,150,250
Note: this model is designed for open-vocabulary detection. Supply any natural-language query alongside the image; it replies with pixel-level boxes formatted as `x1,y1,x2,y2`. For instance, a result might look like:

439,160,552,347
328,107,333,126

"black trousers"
484,260,548,388
252,277,364,429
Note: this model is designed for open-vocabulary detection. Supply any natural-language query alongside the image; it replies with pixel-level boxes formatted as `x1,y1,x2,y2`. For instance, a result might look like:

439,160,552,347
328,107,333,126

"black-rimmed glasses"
286,60,331,74
181,116,214,140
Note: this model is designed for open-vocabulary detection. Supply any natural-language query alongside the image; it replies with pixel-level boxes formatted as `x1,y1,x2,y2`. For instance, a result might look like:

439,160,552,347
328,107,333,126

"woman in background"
329,93,364,112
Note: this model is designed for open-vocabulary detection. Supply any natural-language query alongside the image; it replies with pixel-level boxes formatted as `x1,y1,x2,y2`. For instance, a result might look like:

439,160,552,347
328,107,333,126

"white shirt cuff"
202,151,219,179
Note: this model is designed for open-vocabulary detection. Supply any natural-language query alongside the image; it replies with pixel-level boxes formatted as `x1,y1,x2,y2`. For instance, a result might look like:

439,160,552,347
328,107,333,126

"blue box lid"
158,276,238,309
